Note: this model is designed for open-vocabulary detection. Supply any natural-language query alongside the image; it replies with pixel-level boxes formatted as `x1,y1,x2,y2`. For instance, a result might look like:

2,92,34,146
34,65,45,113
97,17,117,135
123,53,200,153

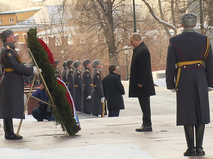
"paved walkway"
0,85,213,159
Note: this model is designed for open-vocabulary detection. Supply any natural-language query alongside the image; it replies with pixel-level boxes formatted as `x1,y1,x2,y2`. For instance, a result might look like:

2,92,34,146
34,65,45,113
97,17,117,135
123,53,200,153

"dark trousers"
32,107,55,121
138,97,152,127
108,110,120,117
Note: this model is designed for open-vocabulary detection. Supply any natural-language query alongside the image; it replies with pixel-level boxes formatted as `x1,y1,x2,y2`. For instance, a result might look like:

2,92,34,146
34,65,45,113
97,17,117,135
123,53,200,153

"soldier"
73,60,83,112
0,29,41,140
166,13,213,156
91,59,105,116
61,61,67,84
82,59,93,114
54,59,61,78
66,59,74,95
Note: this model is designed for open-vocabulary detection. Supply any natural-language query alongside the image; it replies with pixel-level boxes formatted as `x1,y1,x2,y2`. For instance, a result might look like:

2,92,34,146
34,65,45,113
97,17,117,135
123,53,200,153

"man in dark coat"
166,13,213,156
103,65,125,117
61,61,67,84
73,60,83,112
0,29,40,140
91,59,105,116
129,33,156,132
82,59,93,114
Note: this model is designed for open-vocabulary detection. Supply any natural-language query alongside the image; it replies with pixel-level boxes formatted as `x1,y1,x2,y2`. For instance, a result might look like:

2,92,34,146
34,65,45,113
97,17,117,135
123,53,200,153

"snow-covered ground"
0,145,155,159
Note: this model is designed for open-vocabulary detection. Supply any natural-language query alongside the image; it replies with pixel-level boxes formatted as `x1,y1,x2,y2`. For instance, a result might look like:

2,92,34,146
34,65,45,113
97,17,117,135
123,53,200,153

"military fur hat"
83,59,90,68
181,13,197,27
67,59,74,67
92,59,101,68
0,29,13,42
54,59,60,65
73,60,81,69
63,61,67,68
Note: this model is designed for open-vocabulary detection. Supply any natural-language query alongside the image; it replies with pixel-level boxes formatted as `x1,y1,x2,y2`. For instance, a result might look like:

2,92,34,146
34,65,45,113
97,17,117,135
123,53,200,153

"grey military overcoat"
166,32,213,125
82,68,92,114
0,44,33,118
73,69,82,112
91,69,104,116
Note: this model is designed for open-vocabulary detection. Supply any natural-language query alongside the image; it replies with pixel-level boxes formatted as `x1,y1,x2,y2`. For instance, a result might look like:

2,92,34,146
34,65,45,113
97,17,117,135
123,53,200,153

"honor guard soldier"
66,59,74,95
166,13,213,156
91,59,105,116
0,29,41,140
73,61,83,112
61,61,67,84
54,59,61,78
82,59,93,114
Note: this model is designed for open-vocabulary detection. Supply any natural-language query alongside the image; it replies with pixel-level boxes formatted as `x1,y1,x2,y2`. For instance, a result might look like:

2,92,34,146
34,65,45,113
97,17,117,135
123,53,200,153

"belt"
175,60,203,90
4,68,15,72
74,85,78,87
83,84,93,86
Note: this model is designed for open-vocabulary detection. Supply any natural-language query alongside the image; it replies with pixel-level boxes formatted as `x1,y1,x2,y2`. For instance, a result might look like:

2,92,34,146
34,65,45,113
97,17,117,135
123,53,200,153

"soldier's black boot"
195,124,205,156
183,125,196,156
3,118,23,140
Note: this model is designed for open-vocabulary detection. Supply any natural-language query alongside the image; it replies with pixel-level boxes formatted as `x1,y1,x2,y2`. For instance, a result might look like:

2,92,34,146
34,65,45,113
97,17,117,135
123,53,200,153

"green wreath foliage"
27,28,79,136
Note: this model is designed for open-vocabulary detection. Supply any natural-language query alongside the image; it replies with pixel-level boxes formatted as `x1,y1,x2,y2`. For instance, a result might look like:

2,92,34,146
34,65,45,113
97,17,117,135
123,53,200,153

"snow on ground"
154,78,166,88
0,144,155,159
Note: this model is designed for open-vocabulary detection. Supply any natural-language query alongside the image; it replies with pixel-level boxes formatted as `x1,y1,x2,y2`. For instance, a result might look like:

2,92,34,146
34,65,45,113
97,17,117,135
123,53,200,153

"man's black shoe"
135,126,152,132
183,148,196,156
5,132,23,140
196,147,205,156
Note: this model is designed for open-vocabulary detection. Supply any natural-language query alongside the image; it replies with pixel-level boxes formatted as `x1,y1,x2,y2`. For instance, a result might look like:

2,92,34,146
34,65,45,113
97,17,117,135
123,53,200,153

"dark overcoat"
61,68,67,84
129,42,156,98
91,69,104,116
166,32,213,125
103,72,125,111
55,67,61,78
73,69,82,112
82,68,92,114
66,67,75,96
0,44,33,118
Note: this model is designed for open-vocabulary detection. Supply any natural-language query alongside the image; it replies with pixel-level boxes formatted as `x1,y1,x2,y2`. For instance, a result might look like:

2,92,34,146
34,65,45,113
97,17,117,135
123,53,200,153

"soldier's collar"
4,42,15,49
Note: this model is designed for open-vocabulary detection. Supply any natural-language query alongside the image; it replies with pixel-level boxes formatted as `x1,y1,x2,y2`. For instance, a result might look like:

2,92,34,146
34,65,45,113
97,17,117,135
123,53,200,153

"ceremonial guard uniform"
54,60,61,78
91,60,105,116
61,61,67,84
82,60,93,114
0,29,40,140
73,61,83,112
166,13,213,156
66,59,75,96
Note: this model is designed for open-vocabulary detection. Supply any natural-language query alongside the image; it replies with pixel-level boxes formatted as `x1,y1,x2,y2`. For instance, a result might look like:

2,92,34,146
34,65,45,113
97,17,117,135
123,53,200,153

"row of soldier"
55,59,106,116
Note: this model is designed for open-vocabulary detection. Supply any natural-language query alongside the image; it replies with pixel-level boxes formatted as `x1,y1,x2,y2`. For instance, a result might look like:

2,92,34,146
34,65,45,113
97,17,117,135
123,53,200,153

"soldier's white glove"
208,87,213,91
101,97,105,103
87,95,91,100
171,88,176,93
33,66,42,75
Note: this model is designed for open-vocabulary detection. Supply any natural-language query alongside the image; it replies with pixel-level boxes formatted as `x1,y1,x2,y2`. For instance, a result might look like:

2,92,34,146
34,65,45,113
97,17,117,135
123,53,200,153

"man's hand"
138,84,143,88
